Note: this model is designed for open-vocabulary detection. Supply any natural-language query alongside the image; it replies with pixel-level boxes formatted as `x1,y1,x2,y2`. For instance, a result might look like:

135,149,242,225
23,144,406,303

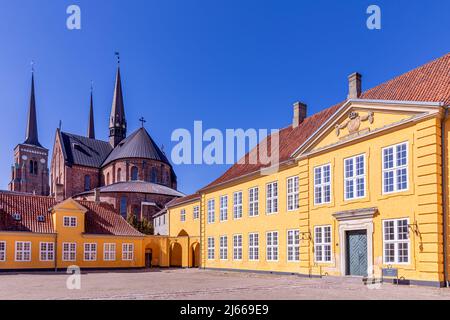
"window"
120,196,127,219
383,142,408,193
62,243,76,261
193,206,200,220
344,154,366,200
39,242,54,261
383,218,410,264
0,241,5,261
104,243,116,261
84,175,91,191
287,176,299,211
180,209,186,222
219,196,228,221
314,226,332,263
15,241,31,262
207,237,215,260
266,231,278,261
122,243,134,261
29,160,38,175
248,233,259,261
233,234,243,260
15,242,31,262
151,168,157,183
287,230,300,262
266,182,278,214
63,216,77,227
248,187,259,217
233,191,243,219
84,243,97,261
314,164,331,205
131,167,138,181
117,168,122,182
207,199,215,224
106,172,110,185
219,236,228,260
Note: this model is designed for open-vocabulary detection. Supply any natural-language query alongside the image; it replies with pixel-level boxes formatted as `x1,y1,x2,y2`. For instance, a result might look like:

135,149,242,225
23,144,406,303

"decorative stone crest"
335,111,374,136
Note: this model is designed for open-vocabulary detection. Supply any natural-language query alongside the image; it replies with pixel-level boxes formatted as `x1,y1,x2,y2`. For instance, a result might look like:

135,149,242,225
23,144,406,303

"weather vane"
139,117,146,128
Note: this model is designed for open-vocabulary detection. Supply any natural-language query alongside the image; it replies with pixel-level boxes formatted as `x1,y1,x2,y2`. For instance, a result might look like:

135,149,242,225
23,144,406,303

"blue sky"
0,0,448,195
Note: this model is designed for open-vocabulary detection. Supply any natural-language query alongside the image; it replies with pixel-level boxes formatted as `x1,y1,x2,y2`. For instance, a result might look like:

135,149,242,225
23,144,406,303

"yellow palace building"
166,53,450,287
2,53,450,288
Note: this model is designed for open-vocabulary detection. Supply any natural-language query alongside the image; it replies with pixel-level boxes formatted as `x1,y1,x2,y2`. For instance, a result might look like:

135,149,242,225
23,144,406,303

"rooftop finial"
115,51,120,65
139,117,146,128
31,60,34,74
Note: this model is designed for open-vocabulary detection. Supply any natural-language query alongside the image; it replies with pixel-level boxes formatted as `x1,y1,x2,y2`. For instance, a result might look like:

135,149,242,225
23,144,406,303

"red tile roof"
0,191,143,237
203,52,450,190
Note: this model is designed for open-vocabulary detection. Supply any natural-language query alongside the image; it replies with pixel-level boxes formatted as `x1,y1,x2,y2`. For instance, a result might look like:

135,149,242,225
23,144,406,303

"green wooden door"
346,230,368,276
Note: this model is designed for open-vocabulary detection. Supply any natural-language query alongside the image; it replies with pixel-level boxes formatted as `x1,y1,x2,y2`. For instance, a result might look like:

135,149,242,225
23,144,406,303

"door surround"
333,207,377,277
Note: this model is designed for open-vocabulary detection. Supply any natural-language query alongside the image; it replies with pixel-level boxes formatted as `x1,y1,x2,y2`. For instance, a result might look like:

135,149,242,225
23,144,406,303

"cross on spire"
139,117,146,128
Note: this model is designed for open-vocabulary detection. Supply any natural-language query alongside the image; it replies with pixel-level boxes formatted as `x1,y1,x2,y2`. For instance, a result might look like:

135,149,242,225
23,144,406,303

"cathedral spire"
87,82,95,139
109,53,127,147
24,66,42,148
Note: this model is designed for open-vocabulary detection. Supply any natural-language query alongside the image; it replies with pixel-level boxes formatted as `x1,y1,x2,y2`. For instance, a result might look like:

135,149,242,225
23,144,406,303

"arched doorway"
145,248,153,268
170,243,182,267
191,242,200,268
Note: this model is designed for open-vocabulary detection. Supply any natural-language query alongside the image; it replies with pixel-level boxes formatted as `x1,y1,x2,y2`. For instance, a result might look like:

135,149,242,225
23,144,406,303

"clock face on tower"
21,155,28,161
40,158,46,164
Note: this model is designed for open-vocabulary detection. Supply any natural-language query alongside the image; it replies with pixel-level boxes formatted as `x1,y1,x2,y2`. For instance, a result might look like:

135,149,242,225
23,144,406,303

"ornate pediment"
335,111,374,137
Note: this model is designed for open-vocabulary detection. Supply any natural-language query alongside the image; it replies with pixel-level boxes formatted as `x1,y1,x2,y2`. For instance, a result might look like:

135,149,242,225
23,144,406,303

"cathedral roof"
76,181,184,197
102,127,171,167
59,130,113,168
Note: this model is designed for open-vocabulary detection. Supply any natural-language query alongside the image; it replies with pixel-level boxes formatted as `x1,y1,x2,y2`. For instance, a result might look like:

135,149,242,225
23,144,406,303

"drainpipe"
441,106,449,287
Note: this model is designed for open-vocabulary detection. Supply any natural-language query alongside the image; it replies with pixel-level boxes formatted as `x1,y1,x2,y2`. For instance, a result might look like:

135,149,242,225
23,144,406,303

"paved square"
1,268,450,300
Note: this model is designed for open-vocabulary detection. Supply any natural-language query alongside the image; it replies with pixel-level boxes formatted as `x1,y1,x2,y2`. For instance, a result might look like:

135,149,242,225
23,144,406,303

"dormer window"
37,215,45,222
63,216,77,227
12,213,21,221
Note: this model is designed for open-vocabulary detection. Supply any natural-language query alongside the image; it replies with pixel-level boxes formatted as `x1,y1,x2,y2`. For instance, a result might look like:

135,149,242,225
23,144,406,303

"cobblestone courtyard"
1,268,450,300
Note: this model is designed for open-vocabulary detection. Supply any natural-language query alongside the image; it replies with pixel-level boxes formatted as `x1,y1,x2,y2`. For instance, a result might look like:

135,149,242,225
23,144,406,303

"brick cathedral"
9,63,183,221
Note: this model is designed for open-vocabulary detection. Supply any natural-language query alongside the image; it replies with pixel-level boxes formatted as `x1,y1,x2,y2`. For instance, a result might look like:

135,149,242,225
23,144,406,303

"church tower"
109,61,127,147
9,70,50,196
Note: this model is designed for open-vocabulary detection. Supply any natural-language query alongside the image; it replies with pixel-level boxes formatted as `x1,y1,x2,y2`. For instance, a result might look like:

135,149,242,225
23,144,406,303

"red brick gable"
203,52,450,190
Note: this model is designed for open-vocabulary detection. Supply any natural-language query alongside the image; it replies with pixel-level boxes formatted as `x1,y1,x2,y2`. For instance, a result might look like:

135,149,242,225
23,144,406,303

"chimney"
348,72,362,99
94,188,100,203
55,184,64,202
292,101,307,128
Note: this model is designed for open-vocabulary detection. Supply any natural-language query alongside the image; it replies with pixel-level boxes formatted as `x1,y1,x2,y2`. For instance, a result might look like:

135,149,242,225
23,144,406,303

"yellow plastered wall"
168,200,201,238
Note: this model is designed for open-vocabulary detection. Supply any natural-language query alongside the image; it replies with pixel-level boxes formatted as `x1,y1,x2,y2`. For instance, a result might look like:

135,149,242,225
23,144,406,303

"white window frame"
84,243,97,261
266,231,278,261
15,241,31,262
314,164,332,205
266,181,278,214
122,243,134,261
248,187,259,217
39,242,55,261
63,216,77,227
207,237,215,260
180,209,186,222
383,218,410,265
233,191,243,219
0,241,5,262
104,243,116,261
193,206,200,220
207,199,215,224
382,142,409,194
287,229,300,262
287,176,300,211
314,226,332,263
233,234,243,261
219,195,228,222
344,154,366,200
219,235,228,260
248,233,259,261
62,242,76,262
